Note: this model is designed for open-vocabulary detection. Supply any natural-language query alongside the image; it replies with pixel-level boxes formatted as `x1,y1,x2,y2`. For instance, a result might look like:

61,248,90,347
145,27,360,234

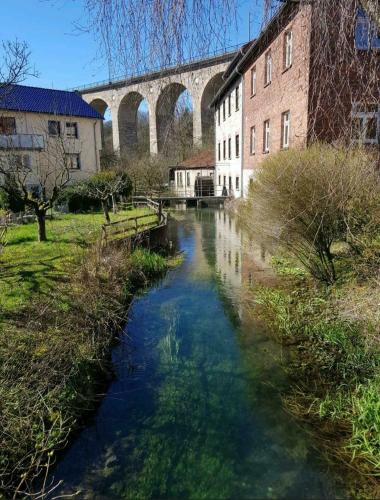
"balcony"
0,134,44,150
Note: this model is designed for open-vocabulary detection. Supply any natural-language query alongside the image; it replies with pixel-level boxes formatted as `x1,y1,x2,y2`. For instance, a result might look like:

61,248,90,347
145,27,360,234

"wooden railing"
101,197,167,245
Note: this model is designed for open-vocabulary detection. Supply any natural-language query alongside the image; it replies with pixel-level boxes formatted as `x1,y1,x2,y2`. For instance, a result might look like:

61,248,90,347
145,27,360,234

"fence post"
158,201,162,224
135,217,138,234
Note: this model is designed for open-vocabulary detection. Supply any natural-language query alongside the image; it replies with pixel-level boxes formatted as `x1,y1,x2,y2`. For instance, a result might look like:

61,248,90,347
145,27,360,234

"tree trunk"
37,210,47,242
102,199,111,223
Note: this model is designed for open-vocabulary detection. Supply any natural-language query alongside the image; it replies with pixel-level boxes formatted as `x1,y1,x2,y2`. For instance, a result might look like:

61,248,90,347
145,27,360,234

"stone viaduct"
78,51,237,156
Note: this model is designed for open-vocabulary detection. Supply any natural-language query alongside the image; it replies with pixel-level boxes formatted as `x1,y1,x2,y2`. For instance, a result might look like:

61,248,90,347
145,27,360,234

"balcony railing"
0,134,44,150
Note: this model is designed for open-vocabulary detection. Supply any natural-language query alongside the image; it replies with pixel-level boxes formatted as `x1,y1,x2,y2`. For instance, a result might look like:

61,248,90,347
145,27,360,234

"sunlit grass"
0,209,150,313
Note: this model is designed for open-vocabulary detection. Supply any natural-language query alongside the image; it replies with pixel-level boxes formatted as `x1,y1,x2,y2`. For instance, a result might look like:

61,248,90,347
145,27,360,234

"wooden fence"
101,197,167,245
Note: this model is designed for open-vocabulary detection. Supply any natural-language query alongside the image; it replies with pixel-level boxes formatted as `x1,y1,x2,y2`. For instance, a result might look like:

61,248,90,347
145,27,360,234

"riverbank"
0,210,169,497
245,253,380,498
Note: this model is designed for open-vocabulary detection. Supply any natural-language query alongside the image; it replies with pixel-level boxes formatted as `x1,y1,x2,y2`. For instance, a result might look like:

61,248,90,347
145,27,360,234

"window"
281,111,291,149
250,67,257,96
355,8,380,50
186,171,191,187
235,134,240,158
66,153,81,170
235,87,239,111
223,140,226,160
352,103,379,144
22,154,31,169
284,31,293,69
48,120,61,137
12,154,31,169
250,126,256,155
263,120,270,152
236,176,240,191
223,175,226,186
66,122,78,138
217,106,220,125
218,175,221,186
265,50,272,85
228,137,232,159
229,176,232,190
218,142,221,161
0,117,16,135
223,100,226,121
179,172,183,187
228,95,231,116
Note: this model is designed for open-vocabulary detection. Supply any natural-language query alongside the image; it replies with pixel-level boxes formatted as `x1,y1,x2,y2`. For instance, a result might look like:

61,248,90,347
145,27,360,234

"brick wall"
242,4,312,176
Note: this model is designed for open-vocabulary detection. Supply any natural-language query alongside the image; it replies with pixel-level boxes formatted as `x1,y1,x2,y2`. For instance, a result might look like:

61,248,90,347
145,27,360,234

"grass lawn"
0,208,153,314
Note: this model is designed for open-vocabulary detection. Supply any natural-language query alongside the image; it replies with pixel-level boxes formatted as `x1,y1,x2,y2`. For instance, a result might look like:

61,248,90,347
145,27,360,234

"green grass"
0,209,151,313
250,255,380,494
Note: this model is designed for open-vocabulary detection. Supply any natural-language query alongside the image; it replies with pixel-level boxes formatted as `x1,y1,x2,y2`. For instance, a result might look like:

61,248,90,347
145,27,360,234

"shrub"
241,144,380,283
129,248,167,286
55,184,101,212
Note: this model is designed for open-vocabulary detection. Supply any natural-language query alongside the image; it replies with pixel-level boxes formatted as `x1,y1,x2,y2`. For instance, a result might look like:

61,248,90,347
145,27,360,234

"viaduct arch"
79,51,236,156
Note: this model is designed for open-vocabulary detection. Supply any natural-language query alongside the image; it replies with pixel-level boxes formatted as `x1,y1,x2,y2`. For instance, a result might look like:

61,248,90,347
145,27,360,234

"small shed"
170,150,215,198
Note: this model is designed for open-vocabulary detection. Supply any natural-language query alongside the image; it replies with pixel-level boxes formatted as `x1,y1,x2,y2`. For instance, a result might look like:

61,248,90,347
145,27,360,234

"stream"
50,209,345,499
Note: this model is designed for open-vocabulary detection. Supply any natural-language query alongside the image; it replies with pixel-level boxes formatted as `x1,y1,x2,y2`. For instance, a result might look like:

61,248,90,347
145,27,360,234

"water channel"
50,209,344,499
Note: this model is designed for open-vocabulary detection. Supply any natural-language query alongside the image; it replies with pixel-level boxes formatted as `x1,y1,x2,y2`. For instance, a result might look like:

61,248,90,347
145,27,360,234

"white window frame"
228,137,232,160
264,120,270,153
284,31,293,69
235,134,240,158
228,95,231,116
218,142,221,161
282,111,291,149
235,86,239,111
67,153,81,170
251,67,257,96
250,126,256,155
352,102,380,144
66,122,78,139
265,51,272,85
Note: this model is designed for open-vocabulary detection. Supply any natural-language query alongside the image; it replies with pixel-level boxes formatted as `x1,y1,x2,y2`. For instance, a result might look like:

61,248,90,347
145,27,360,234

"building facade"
241,3,312,178
170,149,215,197
214,78,243,197
211,0,380,199
0,85,103,195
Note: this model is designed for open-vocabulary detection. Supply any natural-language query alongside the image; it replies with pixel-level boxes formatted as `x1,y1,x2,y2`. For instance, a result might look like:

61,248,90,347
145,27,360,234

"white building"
211,44,251,198
0,84,103,196
170,149,215,197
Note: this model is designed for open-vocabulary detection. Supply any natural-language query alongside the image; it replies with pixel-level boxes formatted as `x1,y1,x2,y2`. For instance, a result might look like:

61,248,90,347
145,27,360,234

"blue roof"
0,84,103,120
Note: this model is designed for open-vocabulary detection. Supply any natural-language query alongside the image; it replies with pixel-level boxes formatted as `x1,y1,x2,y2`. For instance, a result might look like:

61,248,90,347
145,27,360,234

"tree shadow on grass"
0,255,68,294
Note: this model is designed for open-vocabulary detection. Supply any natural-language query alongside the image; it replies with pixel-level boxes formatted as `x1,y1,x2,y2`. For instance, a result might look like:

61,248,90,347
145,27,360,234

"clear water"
49,210,344,499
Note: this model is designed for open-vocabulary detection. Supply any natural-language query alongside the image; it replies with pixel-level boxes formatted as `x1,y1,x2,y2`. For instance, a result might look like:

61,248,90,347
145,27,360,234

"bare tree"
0,127,77,242
76,170,132,222
0,39,36,90
82,0,239,78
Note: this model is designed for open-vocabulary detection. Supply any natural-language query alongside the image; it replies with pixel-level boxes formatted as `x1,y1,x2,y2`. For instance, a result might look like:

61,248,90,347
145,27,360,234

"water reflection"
48,209,344,499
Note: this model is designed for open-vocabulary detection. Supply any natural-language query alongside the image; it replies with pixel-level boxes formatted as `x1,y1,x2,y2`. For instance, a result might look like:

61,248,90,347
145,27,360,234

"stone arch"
118,92,149,156
89,98,112,150
156,82,193,154
200,72,224,146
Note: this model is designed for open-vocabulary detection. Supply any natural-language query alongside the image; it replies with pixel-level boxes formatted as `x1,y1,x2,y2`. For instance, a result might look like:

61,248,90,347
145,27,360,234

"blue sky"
1,0,265,90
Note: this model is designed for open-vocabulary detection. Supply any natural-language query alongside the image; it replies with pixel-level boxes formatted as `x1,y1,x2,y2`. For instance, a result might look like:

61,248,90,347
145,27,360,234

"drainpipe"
93,120,99,172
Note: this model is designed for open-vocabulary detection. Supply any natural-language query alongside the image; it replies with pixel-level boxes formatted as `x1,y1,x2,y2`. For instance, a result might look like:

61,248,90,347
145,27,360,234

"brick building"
212,0,380,195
